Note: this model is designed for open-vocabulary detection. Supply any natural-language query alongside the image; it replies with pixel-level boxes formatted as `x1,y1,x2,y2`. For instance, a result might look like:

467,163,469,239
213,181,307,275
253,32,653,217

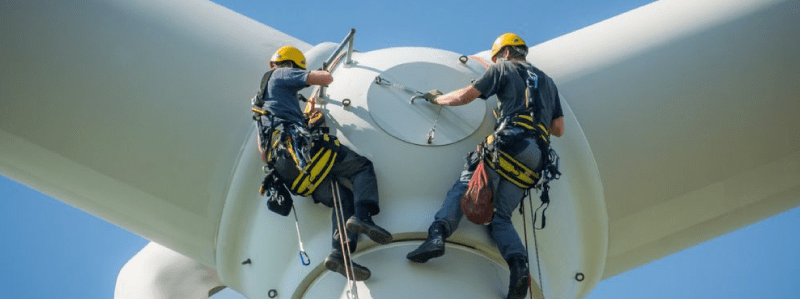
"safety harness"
481,64,561,228
251,70,342,199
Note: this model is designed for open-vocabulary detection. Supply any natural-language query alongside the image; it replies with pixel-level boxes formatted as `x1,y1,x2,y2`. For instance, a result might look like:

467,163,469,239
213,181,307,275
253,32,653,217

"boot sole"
406,248,444,263
324,257,371,281
346,218,393,244
506,273,530,299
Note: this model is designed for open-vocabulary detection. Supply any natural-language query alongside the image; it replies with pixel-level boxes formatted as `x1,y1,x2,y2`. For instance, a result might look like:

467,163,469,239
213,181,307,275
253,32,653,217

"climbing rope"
529,192,544,297
331,181,359,299
521,191,544,298
468,55,491,70
313,51,349,101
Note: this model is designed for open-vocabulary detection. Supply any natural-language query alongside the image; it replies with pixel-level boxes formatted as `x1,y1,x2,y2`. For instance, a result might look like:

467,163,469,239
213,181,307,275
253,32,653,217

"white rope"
291,205,310,265
331,181,359,299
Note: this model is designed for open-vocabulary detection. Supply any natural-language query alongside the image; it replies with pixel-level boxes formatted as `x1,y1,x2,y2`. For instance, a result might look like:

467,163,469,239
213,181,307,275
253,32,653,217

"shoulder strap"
519,64,539,111
253,70,275,108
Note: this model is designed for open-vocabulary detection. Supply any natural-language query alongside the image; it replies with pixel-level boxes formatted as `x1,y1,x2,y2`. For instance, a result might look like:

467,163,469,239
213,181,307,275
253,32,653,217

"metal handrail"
322,28,356,71
318,28,355,100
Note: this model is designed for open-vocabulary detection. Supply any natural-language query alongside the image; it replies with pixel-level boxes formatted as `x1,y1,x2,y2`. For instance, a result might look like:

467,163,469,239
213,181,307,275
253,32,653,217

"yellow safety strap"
485,149,540,189
289,134,340,196
286,135,301,167
267,130,280,161
482,123,544,189
511,115,550,143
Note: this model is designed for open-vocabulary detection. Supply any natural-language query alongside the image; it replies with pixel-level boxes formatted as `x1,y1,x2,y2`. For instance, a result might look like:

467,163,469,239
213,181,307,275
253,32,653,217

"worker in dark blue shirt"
406,34,564,299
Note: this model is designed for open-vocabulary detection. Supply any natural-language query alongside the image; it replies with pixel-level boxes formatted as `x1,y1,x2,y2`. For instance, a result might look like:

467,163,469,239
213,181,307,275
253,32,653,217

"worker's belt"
482,113,554,189
482,134,540,189
508,114,549,144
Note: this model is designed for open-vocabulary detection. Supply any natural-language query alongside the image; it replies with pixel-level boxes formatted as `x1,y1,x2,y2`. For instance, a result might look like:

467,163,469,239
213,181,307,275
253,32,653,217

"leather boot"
324,250,371,281
406,222,447,263
506,255,530,299
346,214,393,245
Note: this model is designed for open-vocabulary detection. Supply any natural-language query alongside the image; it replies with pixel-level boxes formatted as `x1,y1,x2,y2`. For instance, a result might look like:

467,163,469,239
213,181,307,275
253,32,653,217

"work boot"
324,250,371,281
406,222,447,263
506,255,530,299
346,213,393,244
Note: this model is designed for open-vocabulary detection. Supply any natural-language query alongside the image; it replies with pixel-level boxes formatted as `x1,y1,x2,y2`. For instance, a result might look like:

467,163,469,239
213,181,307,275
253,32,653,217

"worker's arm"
433,85,482,106
550,117,564,137
307,70,333,86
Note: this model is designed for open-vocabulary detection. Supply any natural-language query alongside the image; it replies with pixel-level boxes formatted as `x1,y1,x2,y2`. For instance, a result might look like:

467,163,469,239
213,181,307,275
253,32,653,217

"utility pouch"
261,172,293,216
461,149,494,225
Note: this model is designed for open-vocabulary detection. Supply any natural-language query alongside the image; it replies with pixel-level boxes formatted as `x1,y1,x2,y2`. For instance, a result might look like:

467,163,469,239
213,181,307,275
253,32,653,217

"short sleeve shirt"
261,68,309,125
472,61,563,132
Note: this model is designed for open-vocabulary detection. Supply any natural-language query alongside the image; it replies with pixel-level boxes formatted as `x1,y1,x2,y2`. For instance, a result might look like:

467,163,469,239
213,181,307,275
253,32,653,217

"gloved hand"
422,90,443,104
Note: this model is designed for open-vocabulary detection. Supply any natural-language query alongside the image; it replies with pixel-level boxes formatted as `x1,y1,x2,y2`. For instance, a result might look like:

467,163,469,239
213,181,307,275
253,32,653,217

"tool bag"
260,169,294,216
461,150,494,225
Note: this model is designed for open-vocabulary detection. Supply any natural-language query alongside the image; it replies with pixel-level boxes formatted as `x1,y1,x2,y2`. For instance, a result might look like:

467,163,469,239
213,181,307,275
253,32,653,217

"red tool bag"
461,160,494,225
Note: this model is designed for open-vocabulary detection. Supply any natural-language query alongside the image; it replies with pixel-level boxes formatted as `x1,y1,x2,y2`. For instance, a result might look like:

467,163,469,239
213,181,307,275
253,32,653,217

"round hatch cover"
367,62,486,146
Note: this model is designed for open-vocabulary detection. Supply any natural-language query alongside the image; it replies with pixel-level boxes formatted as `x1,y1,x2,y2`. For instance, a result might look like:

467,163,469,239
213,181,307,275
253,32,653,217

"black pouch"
494,126,526,148
261,173,293,216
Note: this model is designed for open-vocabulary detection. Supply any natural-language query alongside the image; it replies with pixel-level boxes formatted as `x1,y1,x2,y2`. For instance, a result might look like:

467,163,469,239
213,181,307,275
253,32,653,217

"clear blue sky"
2,0,799,298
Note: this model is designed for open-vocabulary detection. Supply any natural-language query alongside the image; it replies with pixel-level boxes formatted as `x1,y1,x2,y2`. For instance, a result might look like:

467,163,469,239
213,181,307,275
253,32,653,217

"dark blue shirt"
261,68,309,126
472,61,563,132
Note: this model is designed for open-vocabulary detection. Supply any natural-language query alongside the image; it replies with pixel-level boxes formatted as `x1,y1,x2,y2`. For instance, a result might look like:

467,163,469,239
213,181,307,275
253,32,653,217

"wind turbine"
1,0,798,298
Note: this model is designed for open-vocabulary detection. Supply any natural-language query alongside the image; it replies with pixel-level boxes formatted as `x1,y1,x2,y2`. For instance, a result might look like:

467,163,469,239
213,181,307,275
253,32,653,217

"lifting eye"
459,55,469,64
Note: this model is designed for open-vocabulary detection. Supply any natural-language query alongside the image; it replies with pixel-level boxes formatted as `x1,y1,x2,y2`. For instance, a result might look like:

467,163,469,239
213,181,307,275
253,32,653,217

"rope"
331,181,359,298
468,56,491,70
528,191,544,297
292,205,310,266
427,105,443,144
520,193,534,299
313,52,348,101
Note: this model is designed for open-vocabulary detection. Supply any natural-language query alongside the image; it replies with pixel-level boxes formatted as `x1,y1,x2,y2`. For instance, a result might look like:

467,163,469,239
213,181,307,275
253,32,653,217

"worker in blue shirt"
253,46,392,281
406,34,564,299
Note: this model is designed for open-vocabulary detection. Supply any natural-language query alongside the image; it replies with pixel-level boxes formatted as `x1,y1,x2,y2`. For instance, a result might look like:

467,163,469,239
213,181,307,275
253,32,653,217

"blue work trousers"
274,144,380,252
433,137,542,261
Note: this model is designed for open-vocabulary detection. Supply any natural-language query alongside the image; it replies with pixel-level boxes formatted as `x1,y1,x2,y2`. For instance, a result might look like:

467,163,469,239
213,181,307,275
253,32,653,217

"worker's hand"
422,90,443,104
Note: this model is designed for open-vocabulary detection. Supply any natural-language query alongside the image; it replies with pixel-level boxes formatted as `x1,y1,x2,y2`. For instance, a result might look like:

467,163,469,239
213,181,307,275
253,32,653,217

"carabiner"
299,251,311,266
410,93,426,104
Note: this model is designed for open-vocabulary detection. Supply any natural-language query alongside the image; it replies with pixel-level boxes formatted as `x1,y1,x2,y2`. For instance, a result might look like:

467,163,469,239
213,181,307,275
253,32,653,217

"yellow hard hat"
490,33,527,60
271,46,307,70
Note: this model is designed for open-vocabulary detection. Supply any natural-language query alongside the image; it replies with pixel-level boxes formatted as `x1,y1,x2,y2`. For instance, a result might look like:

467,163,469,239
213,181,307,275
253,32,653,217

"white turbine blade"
0,0,308,266
531,0,800,278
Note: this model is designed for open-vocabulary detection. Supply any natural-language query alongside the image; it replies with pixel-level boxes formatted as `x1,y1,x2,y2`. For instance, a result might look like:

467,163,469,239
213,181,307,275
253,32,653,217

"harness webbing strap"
485,149,540,189
289,134,341,196
510,115,549,143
